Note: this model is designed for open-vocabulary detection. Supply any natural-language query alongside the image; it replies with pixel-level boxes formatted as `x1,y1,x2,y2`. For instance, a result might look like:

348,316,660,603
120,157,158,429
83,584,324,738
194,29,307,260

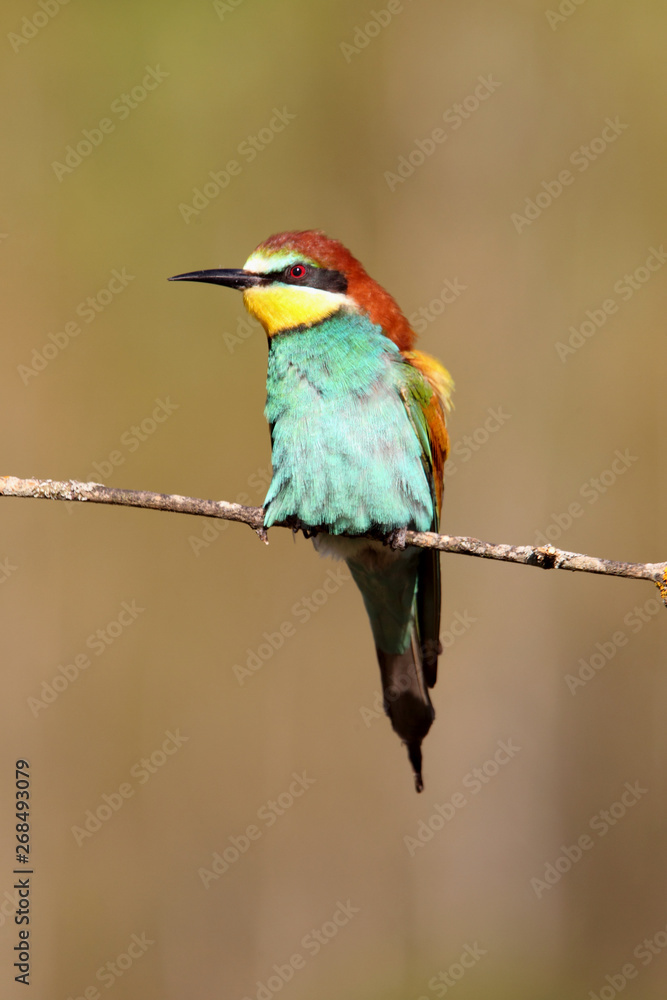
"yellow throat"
243,283,350,336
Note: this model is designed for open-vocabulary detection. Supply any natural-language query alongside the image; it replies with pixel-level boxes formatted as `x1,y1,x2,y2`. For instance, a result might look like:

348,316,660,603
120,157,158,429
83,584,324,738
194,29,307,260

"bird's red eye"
289,264,306,279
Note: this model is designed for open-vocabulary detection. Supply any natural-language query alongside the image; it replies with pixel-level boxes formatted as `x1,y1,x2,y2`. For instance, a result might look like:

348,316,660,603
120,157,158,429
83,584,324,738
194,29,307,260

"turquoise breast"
262,310,433,534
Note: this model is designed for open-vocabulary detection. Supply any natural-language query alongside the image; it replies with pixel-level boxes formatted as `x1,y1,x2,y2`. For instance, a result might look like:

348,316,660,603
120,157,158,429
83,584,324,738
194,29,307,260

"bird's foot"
291,521,319,540
385,527,408,551
281,516,320,540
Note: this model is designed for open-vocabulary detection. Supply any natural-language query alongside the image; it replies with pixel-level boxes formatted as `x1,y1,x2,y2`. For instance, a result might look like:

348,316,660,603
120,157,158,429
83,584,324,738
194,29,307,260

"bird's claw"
293,523,318,540
285,517,320,540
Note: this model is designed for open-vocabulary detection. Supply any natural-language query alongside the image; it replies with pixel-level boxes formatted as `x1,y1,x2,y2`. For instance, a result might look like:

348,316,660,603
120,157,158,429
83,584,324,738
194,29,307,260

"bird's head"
169,230,415,349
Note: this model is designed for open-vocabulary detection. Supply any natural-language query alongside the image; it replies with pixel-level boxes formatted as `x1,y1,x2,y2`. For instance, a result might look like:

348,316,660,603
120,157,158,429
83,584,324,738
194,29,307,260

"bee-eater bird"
170,231,453,792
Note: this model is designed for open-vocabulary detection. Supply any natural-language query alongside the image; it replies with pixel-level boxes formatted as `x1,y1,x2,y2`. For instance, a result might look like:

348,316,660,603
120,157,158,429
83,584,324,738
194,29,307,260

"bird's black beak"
168,268,266,290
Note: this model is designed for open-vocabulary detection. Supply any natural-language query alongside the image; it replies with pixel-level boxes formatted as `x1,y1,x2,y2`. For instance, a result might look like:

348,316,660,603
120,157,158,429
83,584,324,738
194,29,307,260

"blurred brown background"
1,1,666,997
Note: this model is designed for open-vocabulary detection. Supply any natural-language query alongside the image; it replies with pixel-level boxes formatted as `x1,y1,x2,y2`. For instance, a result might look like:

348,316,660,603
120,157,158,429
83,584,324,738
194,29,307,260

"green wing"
400,360,450,688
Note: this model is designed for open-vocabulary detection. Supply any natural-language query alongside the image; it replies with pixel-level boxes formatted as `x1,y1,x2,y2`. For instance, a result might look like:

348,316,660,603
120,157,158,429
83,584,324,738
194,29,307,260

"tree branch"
1,476,665,603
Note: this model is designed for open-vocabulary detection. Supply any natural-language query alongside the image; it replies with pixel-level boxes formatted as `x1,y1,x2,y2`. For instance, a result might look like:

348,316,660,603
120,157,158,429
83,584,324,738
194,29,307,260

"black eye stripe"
264,265,348,295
